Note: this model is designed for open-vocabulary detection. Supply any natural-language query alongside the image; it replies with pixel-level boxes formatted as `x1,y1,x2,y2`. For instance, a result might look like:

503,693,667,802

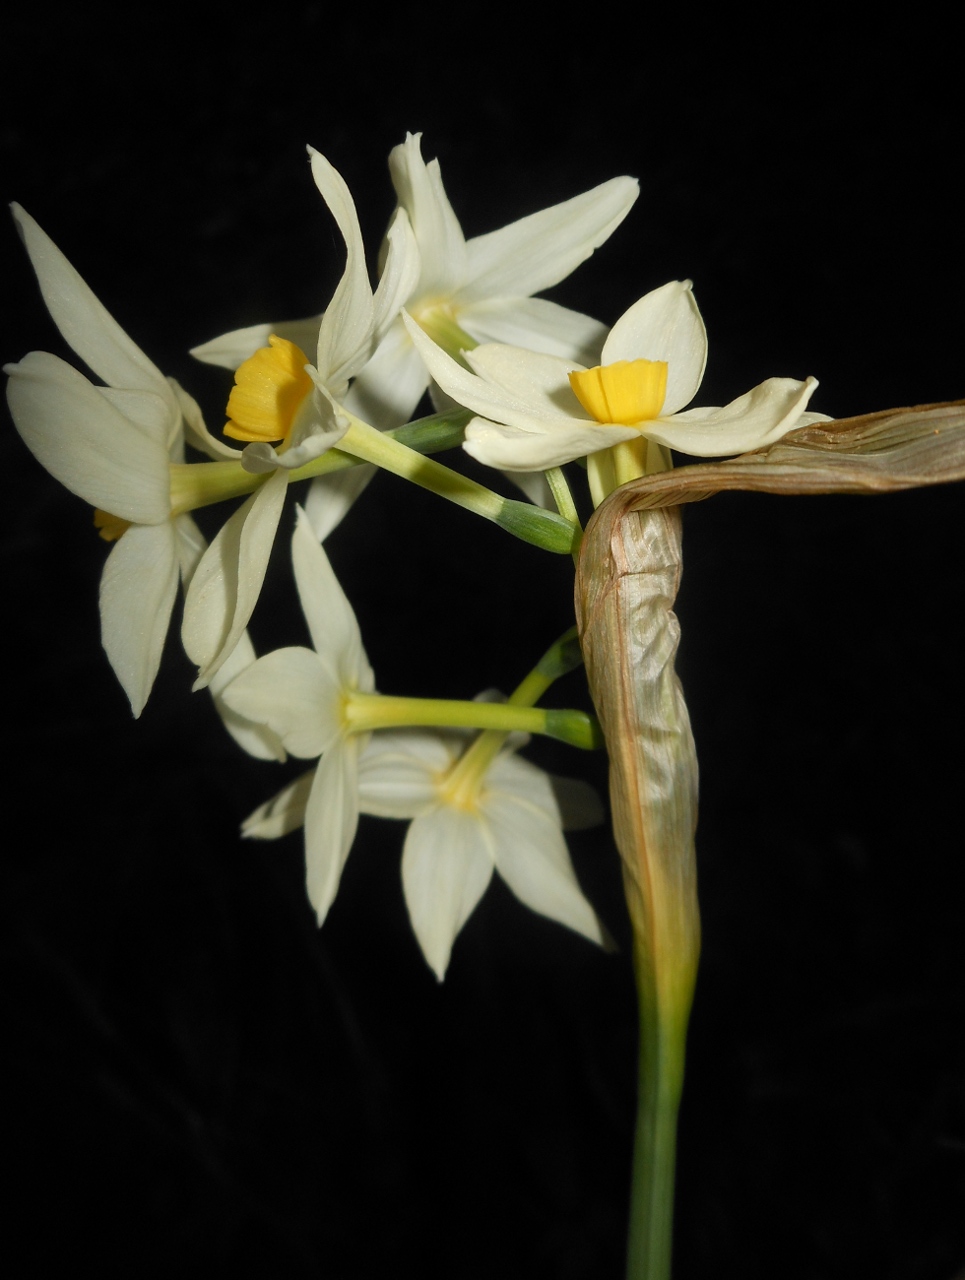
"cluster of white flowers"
5,133,819,977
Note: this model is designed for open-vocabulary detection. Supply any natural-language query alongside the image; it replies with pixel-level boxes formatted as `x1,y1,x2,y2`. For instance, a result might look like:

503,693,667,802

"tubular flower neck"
569,358,668,427
223,335,314,444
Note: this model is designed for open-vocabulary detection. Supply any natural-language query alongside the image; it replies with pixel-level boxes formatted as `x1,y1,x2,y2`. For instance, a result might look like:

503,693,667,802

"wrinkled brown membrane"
575,399,965,1008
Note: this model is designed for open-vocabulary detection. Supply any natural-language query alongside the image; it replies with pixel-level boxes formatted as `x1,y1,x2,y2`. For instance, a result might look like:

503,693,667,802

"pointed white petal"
484,760,604,946
357,731,454,818
464,344,583,414
401,807,495,980
460,176,639,302
649,376,820,457
602,281,707,416
310,149,376,387
99,521,179,717
6,351,170,522
291,506,374,693
404,315,586,436
181,468,288,687
170,376,239,460
304,742,361,925
373,207,422,340
459,296,608,366
219,646,343,758
11,204,172,404
242,771,314,839
463,415,637,471
303,465,377,542
189,316,322,372
388,133,468,296
172,511,206,583
344,319,429,428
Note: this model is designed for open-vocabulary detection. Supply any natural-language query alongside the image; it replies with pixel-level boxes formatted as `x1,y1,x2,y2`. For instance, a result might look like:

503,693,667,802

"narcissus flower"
243,722,606,980
192,134,638,529
219,507,376,924
180,148,414,684
4,209,200,711
4,206,283,757
404,279,820,474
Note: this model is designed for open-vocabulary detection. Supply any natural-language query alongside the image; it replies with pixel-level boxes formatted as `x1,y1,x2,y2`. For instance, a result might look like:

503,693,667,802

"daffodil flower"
180,148,415,686
403,280,820,489
218,507,376,923
242,722,606,980
362,727,606,979
192,133,639,529
3,204,274,756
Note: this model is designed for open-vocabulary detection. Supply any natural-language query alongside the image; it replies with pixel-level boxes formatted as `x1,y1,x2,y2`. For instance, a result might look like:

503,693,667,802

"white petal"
602,281,707,416
459,296,608,366
373,207,422,341
344,318,429,428
291,506,374,693
357,731,454,818
401,807,495,980
483,761,604,946
464,343,584,415
99,521,179,717
206,627,287,762
649,376,820,457
189,316,322,372
181,468,288,687
170,376,239,460
404,315,587,436
304,743,361,925
507,469,555,509
6,351,170,523
310,149,376,387
12,204,172,404
463,415,637,472
388,133,468,297
459,176,639,302
175,514,286,762
303,465,377,542
220,646,343,758
242,771,314,839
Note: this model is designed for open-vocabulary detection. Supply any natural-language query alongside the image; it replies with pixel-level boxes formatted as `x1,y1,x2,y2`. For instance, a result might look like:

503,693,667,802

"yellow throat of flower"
224,335,314,443
569,358,668,426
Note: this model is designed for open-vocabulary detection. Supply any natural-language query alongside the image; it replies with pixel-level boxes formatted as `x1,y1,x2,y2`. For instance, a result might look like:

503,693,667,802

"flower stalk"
343,691,602,750
576,498,701,1280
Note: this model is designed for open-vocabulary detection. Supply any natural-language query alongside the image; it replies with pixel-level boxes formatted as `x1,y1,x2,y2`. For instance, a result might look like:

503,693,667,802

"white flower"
4,206,282,756
404,279,820,472
243,719,606,980
219,506,375,924
180,148,412,685
192,133,639,530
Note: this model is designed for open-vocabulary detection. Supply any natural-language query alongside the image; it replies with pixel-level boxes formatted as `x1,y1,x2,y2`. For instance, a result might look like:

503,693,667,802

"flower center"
411,300,478,363
223,335,314,443
569,359,668,427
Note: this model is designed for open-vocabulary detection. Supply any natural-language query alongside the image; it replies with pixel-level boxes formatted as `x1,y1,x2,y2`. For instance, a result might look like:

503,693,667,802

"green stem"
626,938,693,1280
337,415,579,555
171,408,473,516
444,626,588,787
343,691,601,750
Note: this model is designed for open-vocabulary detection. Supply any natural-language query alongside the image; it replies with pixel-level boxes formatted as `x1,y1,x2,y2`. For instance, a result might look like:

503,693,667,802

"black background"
2,9,963,1279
